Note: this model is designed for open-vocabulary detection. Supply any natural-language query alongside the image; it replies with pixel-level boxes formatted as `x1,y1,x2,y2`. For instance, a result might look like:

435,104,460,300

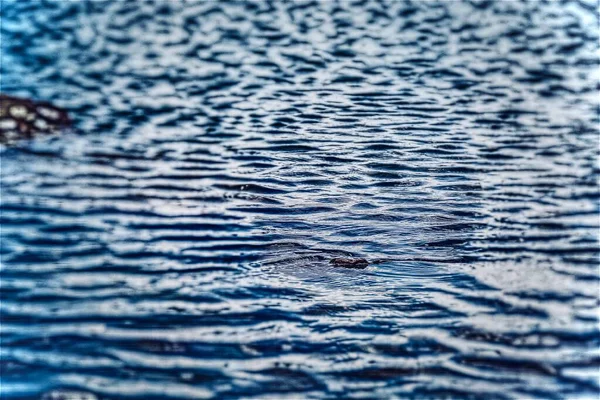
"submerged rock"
329,257,369,269
0,94,70,144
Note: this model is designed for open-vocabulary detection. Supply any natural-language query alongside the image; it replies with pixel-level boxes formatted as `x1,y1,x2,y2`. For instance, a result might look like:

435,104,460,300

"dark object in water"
329,257,369,269
0,94,70,144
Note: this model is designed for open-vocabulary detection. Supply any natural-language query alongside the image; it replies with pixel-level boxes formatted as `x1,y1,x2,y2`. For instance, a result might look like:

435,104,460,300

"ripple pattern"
1,1,599,399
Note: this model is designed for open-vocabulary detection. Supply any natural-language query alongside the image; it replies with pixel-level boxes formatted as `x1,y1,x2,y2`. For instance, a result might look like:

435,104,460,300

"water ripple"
1,0,598,399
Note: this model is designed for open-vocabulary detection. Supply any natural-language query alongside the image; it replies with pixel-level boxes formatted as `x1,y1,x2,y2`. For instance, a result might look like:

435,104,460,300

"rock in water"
329,257,369,269
0,94,70,144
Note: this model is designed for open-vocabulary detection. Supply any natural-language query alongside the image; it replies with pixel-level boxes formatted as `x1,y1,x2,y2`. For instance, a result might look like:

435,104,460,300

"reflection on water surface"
1,1,598,398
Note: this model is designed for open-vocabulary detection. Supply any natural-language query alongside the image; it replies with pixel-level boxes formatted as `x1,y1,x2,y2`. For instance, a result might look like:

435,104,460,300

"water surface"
1,1,599,399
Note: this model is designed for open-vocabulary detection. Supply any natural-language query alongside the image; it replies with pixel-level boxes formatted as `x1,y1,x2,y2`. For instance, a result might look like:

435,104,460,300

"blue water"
1,1,599,399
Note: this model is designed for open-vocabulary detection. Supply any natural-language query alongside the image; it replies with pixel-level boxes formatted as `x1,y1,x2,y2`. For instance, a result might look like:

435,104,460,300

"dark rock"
329,257,369,269
0,94,71,144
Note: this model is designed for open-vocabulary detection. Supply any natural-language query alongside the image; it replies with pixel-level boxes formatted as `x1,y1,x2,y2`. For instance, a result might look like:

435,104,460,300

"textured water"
1,1,599,399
